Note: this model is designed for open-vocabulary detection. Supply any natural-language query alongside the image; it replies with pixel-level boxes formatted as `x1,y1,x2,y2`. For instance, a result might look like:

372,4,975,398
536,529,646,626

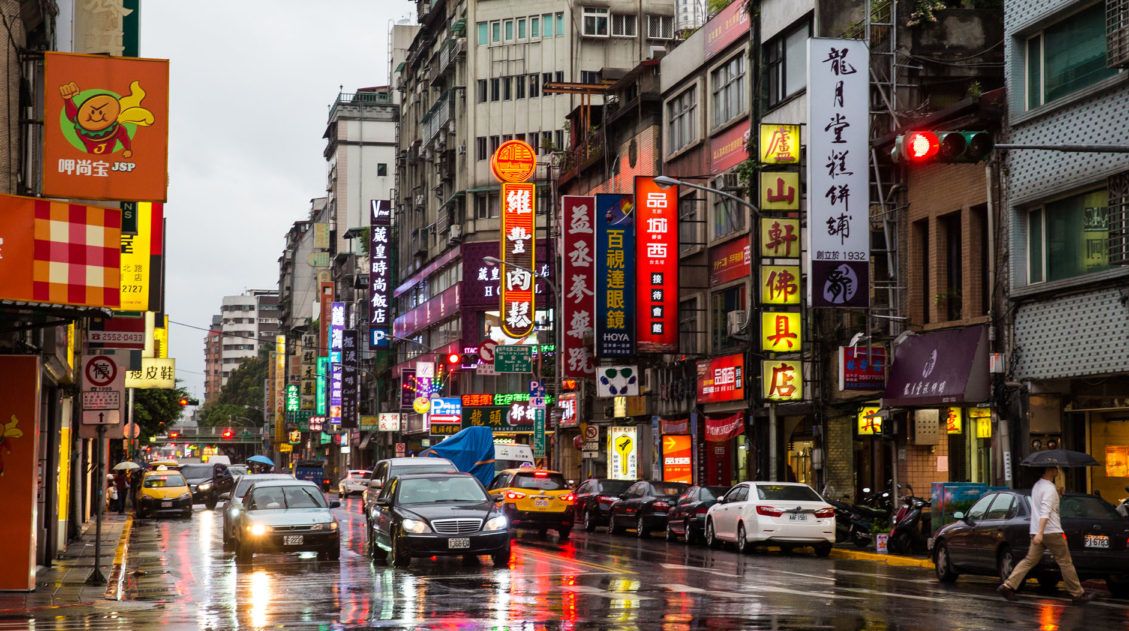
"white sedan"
337,470,371,497
704,482,835,556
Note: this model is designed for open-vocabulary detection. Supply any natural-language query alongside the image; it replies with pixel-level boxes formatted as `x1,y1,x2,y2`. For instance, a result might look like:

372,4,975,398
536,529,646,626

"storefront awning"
883,325,989,407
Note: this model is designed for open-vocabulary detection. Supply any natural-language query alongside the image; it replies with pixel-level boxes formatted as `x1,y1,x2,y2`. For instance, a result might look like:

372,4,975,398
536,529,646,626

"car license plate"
1085,534,1110,549
283,535,303,546
788,513,807,521
161,501,172,508
448,537,470,549
534,498,550,508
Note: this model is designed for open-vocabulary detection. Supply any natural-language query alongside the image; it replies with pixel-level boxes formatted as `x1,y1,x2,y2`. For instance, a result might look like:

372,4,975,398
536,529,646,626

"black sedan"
574,478,633,532
931,490,1129,598
180,463,235,510
665,485,730,543
369,473,511,567
608,480,689,538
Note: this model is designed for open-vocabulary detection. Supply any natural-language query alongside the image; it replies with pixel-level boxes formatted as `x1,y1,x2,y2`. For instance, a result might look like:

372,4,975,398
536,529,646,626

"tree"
132,385,189,440
198,401,251,429
197,356,268,428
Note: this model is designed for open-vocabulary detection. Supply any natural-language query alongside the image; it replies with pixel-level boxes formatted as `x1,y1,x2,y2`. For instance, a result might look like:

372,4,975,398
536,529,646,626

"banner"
696,354,745,404
124,357,175,389
369,200,392,348
43,52,169,201
595,194,635,357
500,182,537,339
561,196,596,376
608,426,638,481
634,176,679,353
0,356,40,590
340,330,358,428
661,418,690,435
705,413,744,443
662,434,693,483
807,38,870,307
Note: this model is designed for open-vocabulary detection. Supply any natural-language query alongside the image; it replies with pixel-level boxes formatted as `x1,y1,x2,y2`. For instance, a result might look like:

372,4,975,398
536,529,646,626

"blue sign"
330,302,345,363
595,194,636,357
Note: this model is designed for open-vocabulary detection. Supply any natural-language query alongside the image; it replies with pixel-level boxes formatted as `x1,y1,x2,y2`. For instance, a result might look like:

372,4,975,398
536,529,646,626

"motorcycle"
823,485,887,549
887,485,931,555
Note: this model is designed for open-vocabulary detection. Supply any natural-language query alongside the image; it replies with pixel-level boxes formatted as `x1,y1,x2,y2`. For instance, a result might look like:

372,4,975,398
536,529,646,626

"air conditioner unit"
648,45,666,60
457,143,467,156
448,225,463,243
727,310,748,337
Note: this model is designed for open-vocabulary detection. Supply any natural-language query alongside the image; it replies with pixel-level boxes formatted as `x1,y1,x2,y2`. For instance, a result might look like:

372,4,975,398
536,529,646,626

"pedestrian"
113,470,128,514
997,466,1095,604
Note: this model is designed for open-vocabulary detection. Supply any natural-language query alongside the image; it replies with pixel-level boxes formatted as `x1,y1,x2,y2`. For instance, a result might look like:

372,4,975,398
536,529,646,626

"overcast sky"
140,1,416,400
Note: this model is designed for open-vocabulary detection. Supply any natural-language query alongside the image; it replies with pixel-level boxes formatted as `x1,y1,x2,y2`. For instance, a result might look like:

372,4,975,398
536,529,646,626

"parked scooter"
887,485,931,554
822,485,888,549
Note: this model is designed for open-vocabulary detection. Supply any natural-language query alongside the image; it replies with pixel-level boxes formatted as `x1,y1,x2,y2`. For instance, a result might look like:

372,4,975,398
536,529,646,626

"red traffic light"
904,131,939,162
446,352,461,366
168,431,179,439
178,397,189,407
221,429,234,440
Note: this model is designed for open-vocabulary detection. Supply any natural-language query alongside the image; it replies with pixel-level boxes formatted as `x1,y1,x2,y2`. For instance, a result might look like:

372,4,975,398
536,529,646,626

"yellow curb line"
103,515,133,601
830,547,934,569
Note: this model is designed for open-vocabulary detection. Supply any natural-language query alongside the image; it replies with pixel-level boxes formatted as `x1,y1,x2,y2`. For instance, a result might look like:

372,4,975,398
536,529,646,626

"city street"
4,496,1128,630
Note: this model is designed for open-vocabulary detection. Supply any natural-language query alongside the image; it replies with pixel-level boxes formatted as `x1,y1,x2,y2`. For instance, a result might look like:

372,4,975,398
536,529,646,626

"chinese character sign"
124,357,175,389
634,177,679,353
118,201,162,311
759,172,800,212
760,311,802,352
329,302,345,363
561,196,596,377
762,359,803,401
761,265,801,305
759,124,801,164
340,330,358,428
369,200,392,349
274,336,286,425
490,139,537,183
760,217,801,259
608,426,638,481
43,52,169,201
500,182,536,339
595,194,636,357
945,407,963,434
857,404,882,436
697,354,746,404
807,39,870,307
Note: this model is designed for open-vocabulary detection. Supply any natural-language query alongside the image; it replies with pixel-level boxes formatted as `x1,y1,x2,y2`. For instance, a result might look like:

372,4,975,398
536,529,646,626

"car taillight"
505,491,526,500
756,505,784,517
534,471,549,478
562,493,576,503
598,495,616,504
695,505,710,515
653,501,670,511
814,508,835,519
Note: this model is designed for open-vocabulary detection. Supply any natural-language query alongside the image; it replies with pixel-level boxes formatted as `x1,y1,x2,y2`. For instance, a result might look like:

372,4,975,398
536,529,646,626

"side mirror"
953,511,966,521
716,496,727,505
329,500,341,509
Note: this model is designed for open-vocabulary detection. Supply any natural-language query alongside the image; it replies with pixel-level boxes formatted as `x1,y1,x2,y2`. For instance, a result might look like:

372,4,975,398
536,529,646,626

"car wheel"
1107,576,1129,599
491,543,512,567
705,520,720,549
558,528,571,542
327,545,341,562
736,523,750,554
684,527,697,545
609,515,625,535
205,497,217,511
934,541,959,583
636,516,649,539
390,530,411,567
182,509,192,519
584,510,598,533
235,541,253,565
997,547,1016,586
889,532,911,555
814,543,833,558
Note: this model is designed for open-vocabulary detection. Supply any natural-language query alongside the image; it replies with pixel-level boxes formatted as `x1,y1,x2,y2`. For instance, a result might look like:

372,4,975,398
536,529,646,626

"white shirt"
1030,478,1063,535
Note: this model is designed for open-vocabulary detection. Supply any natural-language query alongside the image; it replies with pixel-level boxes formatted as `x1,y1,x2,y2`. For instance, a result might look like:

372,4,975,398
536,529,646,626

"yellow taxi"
137,469,193,519
147,459,180,471
487,468,575,541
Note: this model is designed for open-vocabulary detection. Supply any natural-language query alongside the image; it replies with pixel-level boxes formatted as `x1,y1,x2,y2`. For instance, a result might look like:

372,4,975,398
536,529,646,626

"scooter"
822,486,885,549
888,486,931,554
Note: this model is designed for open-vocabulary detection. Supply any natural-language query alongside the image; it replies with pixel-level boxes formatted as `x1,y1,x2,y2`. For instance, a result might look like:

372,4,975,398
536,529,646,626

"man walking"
998,466,1094,604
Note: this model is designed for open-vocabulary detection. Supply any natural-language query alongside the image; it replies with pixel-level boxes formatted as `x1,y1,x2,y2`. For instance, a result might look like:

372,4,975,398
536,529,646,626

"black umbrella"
1020,449,1099,468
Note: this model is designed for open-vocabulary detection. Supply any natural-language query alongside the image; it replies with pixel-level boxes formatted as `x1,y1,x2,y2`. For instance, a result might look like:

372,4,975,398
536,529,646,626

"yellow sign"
762,360,803,401
142,311,155,358
279,443,293,454
119,201,154,311
945,407,963,434
761,265,801,305
153,314,168,358
760,217,801,258
413,396,431,415
761,311,802,353
288,430,301,444
608,426,637,480
759,172,800,211
970,408,991,438
125,357,175,389
857,404,882,435
759,123,801,164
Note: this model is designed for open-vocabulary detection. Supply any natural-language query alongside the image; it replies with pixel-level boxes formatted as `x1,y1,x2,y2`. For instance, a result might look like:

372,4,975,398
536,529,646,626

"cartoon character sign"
58,80,154,158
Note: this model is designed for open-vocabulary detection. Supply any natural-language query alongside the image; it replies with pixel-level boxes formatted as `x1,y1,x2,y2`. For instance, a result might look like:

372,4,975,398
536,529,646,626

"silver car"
233,480,341,564
222,473,294,547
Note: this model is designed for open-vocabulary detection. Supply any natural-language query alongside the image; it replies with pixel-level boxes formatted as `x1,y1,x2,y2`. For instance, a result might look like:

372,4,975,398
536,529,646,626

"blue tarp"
419,426,495,487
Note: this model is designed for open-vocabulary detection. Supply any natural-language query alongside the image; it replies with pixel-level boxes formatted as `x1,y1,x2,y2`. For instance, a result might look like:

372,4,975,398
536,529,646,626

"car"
704,482,835,556
179,462,235,509
487,468,575,540
222,473,295,547
294,460,332,491
574,478,633,532
136,470,193,519
147,459,179,471
338,469,371,497
363,457,459,524
232,479,342,564
227,464,249,477
931,490,1129,597
665,485,731,543
369,473,511,567
607,480,688,538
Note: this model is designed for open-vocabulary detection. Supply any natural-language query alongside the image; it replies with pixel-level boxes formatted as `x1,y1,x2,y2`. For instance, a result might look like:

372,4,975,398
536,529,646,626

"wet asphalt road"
6,495,1129,630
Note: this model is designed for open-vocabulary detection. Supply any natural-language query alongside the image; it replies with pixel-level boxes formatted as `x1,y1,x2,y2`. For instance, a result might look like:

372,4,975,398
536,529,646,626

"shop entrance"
705,440,732,486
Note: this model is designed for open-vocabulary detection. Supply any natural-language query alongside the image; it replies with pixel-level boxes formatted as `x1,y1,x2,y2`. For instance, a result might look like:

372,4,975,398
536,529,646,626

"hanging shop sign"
608,426,638,481
500,182,537,339
558,392,579,429
43,52,169,201
807,38,870,308
561,195,596,376
428,397,463,426
594,193,636,357
762,359,803,402
369,199,392,348
340,329,358,428
705,412,744,443
86,314,146,349
857,403,882,436
839,346,886,391
462,403,542,433
635,176,678,353
696,353,746,404
378,412,401,432
285,384,299,413
316,356,328,415
945,407,963,435
970,408,991,439
759,172,800,212
662,435,693,484
461,392,556,408
760,217,801,258
660,418,690,435
596,365,640,398
329,302,345,364
118,201,162,311
761,265,801,305
125,357,175,389
759,123,801,165
399,368,417,410
760,311,802,353
710,236,751,286
490,138,537,183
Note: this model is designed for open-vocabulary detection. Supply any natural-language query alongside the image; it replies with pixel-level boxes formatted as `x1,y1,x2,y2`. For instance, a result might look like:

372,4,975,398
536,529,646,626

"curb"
103,515,133,601
830,547,934,569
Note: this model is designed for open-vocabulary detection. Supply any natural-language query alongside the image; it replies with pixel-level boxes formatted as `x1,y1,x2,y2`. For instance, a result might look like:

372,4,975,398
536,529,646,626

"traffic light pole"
993,144,1129,153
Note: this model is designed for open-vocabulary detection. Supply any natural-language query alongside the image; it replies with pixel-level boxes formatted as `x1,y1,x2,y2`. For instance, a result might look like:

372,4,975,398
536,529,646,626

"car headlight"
311,523,324,531
401,518,430,534
228,506,240,516
329,521,339,531
199,482,213,492
248,523,268,537
483,515,508,532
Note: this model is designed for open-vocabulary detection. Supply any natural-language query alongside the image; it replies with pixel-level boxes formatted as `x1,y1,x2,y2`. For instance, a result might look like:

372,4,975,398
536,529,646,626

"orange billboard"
43,52,169,201
662,434,693,484
0,356,41,590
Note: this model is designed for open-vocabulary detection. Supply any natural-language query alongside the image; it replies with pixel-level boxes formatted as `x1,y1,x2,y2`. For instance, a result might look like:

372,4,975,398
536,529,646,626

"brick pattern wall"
824,415,855,499
898,418,951,496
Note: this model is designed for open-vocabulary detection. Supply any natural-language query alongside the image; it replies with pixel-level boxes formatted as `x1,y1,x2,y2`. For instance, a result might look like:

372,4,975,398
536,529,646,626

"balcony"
421,90,453,146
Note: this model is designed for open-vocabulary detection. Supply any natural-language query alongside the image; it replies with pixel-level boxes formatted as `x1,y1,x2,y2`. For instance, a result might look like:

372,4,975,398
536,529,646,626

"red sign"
561,196,595,376
501,183,536,339
318,282,334,355
662,434,693,484
705,413,744,443
0,356,40,589
710,236,751,285
635,176,679,353
491,139,537,183
703,0,751,59
711,118,751,173
87,314,146,349
697,353,746,404
559,392,579,428
661,418,689,435
840,346,887,391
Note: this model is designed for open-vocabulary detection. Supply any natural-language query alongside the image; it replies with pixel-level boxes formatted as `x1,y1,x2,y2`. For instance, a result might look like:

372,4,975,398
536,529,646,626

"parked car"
338,469,371,497
488,469,575,540
369,473,511,567
704,482,835,556
608,480,688,538
574,478,633,532
665,485,731,543
136,470,193,519
294,460,332,491
931,490,1129,597
363,457,459,525
179,463,235,509
222,473,295,547
232,479,341,564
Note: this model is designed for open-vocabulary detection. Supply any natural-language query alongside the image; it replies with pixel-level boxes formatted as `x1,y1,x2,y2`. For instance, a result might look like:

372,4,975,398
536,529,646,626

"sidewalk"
830,544,935,569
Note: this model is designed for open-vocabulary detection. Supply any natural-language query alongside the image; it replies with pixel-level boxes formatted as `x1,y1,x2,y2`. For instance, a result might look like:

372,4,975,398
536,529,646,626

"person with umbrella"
247,455,274,474
998,450,1098,605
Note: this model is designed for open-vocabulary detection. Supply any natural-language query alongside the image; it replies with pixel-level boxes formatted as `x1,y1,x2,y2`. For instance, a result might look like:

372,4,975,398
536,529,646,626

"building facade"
204,315,223,403
218,289,280,384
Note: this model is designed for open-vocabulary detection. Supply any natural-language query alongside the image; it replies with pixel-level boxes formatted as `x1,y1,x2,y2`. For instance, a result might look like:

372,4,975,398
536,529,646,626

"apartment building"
217,289,280,384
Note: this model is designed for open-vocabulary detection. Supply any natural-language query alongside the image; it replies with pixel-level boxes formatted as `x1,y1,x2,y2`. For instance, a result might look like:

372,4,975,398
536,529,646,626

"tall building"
204,315,223,403
218,289,280,385
675,0,706,31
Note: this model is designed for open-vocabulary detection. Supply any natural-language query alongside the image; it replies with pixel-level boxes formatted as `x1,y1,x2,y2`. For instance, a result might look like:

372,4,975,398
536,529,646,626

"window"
543,13,554,37
583,7,609,37
541,131,552,151
517,17,527,40
667,86,697,154
647,15,674,40
491,21,501,44
543,72,553,89
503,76,513,100
476,136,487,161
1025,3,1117,110
755,484,821,502
516,76,526,98
555,71,564,83
711,173,745,239
476,79,487,103
764,21,810,108
475,193,497,219
502,134,513,142
528,132,539,154
679,297,702,355
941,212,962,321
504,19,514,42
710,283,746,352
1027,188,1110,283
679,193,703,252
984,494,1016,520
529,74,540,97
531,16,541,38
490,78,500,101
377,163,388,177
965,494,995,521
711,54,746,127
556,12,565,36
581,70,600,84
489,135,501,155
555,130,563,150
477,22,488,46
612,14,637,37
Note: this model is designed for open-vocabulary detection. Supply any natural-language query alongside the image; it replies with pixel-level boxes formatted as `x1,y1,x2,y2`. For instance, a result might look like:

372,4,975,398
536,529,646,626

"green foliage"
709,0,736,15
132,385,189,440
198,401,251,428
195,356,268,428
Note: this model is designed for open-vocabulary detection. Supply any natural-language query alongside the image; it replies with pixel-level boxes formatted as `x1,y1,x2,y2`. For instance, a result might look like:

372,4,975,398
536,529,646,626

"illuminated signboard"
561,195,596,376
759,123,801,165
762,359,803,402
760,311,802,353
500,182,536,339
634,176,679,353
696,354,745,404
369,199,392,348
595,194,635,357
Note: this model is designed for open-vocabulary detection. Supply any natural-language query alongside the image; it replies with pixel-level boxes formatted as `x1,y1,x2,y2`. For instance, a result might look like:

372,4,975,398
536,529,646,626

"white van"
494,443,535,472
204,454,231,466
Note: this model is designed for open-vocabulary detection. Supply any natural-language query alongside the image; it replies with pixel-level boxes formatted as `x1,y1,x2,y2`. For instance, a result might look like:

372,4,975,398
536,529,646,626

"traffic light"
168,431,179,439
446,352,479,368
178,397,189,407
221,428,234,440
892,131,992,164
446,352,461,367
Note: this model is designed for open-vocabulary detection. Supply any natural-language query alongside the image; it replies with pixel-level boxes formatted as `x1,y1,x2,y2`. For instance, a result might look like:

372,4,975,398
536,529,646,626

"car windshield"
652,483,687,496
144,474,186,488
180,465,212,480
599,480,632,495
1060,495,1122,520
390,463,457,478
397,477,487,505
513,472,568,491
234,475,289,499
756,484,822,502
248,485,326,510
